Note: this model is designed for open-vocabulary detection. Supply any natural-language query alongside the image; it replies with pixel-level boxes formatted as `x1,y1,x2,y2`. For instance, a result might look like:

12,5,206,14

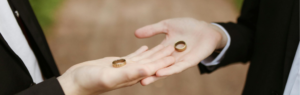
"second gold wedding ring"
175,41,187,52
112,59,126,68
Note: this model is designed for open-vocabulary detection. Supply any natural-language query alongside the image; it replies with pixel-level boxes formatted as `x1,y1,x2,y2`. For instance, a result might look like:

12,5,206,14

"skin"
58,45,176,95
134,18,228,85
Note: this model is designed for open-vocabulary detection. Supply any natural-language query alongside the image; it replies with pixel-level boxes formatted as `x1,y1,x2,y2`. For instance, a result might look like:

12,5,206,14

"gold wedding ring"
175,41,187,52
112,59,126,68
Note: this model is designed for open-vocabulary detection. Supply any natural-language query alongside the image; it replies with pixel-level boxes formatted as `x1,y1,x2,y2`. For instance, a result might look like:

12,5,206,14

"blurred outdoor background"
29,0,249,95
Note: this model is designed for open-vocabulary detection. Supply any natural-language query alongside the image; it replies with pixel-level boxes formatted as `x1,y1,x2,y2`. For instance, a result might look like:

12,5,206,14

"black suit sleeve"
198,0,260,73
17,77,65,95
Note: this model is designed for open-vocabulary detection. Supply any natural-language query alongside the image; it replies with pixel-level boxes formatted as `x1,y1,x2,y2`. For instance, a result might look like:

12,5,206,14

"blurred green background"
235,0,244,9
29,0,243,34
29,0,62,32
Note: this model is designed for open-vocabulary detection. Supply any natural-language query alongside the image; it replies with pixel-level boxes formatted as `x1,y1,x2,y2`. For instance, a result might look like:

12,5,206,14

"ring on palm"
175,41,187,52
112,59,126,68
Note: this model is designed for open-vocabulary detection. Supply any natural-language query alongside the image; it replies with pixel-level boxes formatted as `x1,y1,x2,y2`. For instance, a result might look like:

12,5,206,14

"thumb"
135,22,168,38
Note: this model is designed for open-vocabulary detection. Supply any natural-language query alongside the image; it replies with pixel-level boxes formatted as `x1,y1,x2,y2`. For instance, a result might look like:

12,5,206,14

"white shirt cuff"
201,23,231,66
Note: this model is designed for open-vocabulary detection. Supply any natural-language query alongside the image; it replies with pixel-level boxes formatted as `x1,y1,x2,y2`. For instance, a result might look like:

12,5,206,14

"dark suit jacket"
0,0,64,94
199,0,299,95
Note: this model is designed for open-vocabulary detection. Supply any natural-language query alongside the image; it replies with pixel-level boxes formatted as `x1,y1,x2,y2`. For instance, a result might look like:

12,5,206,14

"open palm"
135,18,227,85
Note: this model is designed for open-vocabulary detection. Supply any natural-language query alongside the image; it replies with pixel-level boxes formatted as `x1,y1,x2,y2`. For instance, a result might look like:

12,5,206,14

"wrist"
57,74,85,95
211,23,228,50
57,66,107,95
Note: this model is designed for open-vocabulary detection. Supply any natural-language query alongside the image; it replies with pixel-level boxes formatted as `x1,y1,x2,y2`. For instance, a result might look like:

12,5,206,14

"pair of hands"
57,18,228,95
58,45,175,95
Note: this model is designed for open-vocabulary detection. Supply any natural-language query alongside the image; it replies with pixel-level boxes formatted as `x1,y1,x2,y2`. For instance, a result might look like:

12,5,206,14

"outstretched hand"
135,18,228,85
58,45,175,95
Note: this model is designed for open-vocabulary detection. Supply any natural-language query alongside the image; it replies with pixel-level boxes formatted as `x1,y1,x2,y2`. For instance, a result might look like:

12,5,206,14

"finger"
124,56,175,81
142,56,175,76
135,22,168,38
131,45,164,62
140,76,166,86
125,45,148,58
118,72,164,88
155,61,192,77
146,45,174,63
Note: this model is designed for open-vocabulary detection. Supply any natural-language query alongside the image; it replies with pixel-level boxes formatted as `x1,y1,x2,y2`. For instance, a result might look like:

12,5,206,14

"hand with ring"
135,18,229,85
57,45,175,95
